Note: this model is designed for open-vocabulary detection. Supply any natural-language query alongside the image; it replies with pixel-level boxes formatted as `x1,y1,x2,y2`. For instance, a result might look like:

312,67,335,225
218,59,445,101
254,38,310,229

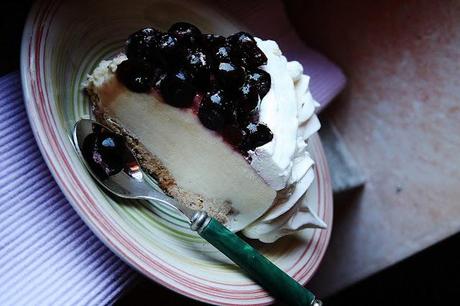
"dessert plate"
20,0,333,304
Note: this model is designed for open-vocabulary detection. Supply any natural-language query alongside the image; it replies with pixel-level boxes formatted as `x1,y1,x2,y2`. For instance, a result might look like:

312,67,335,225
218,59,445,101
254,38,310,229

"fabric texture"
0,72,136,306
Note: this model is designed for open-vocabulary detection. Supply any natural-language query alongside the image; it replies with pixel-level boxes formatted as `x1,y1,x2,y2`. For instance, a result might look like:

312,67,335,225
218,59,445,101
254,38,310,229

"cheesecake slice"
84,22,325,241
87,66,276,230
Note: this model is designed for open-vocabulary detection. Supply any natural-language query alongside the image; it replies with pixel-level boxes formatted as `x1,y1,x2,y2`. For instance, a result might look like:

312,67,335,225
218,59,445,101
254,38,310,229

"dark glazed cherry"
125,27,161,62
228,32,257,50
232,69,270,112
232,46,268,69
247,69,271,99
203,37,234,77
202,34,226,51
151,68,167,89
116,58,154,93
160,69,197,108
221,109,245,147
82,128,125,178
168,22,202,45
182,47,211,88
234,81,259,111
228,32,267,68
214,45,231,62
97,131,125,169
198,89,230,131
157,33,180,65
239,123,273,152
247,47,268,68
214,62,245,90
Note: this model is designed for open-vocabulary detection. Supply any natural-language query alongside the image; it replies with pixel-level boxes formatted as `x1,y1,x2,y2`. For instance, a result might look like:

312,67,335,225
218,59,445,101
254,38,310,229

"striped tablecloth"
0,73,136,306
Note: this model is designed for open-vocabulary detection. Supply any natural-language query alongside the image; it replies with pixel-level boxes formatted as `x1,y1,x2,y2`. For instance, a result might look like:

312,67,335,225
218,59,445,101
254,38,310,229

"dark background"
2,1,458,305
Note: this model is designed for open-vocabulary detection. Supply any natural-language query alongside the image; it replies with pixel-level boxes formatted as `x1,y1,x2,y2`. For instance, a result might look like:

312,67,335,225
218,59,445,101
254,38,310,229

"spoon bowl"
72,118,196,219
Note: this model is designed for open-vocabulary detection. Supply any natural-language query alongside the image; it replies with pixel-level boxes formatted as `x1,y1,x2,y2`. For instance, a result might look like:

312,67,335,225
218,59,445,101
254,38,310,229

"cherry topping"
235,81,259,111
120,24,275,153
182,47,211,88
82,128,125,178
212,44,232,62
152,68,167,89
247,47,268,68
198,89,229,131
248,69,271,99
156,33,180,65
202,34,227,51
125,27,161,62
228,32,267,68
160,69,197,108
116,58,154,93
228,32,257,50
239,123,273,152
221,109,245,146
215,62,245,90
168,22,202,45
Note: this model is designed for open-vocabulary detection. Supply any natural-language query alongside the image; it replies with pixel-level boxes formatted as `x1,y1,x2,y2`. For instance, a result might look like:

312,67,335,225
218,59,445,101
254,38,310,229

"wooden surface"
287,0,460,297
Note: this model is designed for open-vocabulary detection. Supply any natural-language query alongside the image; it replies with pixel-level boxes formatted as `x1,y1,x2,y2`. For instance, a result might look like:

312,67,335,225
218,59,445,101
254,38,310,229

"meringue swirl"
242,38,326,243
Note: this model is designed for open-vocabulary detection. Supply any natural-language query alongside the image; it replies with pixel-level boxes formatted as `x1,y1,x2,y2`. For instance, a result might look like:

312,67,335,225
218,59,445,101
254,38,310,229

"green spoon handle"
196,217,321,306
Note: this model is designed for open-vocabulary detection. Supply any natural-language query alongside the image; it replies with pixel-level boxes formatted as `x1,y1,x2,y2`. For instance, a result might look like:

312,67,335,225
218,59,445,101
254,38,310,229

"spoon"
73,118,322,306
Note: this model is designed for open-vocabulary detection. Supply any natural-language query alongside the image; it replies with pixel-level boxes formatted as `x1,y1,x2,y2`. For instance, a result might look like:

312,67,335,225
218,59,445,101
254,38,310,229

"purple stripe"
0,165,55,201
11,231,100,304
0,109,29,131
0,102,27,122
0,187,62,236
0,135,37,160
0,71,20,90
0,155,47,194
0,72,136,305
0,92,23,111
0,204,83,278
